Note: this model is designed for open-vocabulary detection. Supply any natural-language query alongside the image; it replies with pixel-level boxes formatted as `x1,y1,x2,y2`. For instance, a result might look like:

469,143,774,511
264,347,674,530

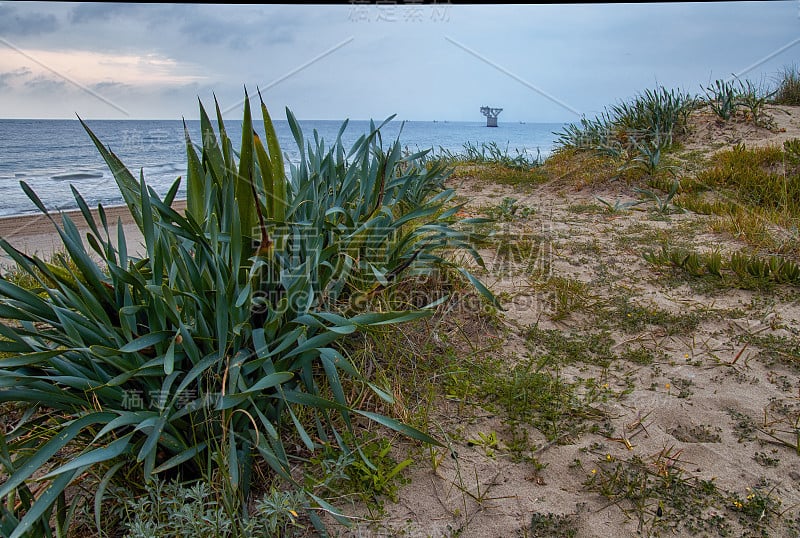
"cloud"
0,4,58,36
90,80,132,92
175,5,296,50
69,3,142,24
0,67,32,89
24,75,67,93
0,48,205,88
1,3,797,121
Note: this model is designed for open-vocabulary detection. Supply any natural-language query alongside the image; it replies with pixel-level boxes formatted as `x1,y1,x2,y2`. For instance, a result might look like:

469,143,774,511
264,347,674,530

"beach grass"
773,64,800,106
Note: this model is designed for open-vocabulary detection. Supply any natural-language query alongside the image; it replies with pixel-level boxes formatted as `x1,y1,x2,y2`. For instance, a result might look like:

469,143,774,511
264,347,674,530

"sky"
0,2,798,122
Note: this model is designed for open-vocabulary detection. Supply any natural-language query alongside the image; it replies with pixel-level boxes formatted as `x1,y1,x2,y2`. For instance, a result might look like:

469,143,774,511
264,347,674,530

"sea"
0,119,565,218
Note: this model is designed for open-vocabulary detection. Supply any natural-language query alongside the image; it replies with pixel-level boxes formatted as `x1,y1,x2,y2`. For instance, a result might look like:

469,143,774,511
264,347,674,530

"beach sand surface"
0,200,186,267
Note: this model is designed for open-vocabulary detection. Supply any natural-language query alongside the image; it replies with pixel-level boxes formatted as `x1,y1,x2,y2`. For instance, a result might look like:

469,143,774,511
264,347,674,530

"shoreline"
0,199,187,265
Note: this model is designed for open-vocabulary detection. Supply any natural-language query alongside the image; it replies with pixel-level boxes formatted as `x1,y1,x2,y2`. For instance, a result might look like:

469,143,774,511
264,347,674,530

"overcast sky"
0,2,798,122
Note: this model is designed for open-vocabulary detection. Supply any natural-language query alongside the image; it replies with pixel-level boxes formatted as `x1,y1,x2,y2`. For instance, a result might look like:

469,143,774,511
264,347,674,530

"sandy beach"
0,200,186,267
323,105,800,537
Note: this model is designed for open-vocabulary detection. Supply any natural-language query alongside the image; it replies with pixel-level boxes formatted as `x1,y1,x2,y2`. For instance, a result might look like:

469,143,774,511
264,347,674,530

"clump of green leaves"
674,141,800,255
635,178,681,214
476,348,608,442
627,132,673,175
736,78,773,127
485,197,534,222
0,92,497,537
728,485,785,536
528,512,578,537
701,76,774,125
554,86,695,155
554,87,696,180
540,276,592,321
594,196,644,214
585,450,720,535
308,433,411,515
619,346,660,365
704,79,739,121
436,346,607,443
644,245,800,288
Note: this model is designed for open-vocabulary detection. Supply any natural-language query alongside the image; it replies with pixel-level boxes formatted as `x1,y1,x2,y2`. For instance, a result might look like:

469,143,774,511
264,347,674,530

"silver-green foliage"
436,141,542,170
704,77,773,125
736,79,771,126
704,79,739,121
123,480,306,538
554,87,696,154
635,178,681,214
0,93,493,537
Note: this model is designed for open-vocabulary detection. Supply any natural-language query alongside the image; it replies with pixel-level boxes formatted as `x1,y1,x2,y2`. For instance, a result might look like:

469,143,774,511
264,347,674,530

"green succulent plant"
0,92,495,537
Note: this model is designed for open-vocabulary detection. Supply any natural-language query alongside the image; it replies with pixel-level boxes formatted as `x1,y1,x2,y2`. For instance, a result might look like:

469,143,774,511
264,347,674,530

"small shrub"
704,79,739,120
308,433,411,515
528,512,578,537
773,64,800,105
635,178,681,214
736,78,772,127
485,197,534,222
123,480,307,538
697,143,799,214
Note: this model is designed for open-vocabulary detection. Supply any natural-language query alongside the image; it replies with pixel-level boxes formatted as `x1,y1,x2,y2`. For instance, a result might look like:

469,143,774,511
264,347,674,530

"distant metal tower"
480,106,503,127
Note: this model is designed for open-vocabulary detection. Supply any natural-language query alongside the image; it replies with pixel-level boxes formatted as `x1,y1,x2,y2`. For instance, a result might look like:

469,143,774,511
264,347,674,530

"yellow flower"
665,383,671,390
591,469,597,474
606,454,612,461
684,353,689,359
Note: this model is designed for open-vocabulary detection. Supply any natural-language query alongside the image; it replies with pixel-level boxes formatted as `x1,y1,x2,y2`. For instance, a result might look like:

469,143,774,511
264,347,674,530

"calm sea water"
0,119,564,217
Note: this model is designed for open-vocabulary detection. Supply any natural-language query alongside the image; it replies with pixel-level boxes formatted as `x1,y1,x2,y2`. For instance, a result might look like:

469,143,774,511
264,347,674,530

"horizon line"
0,117,570,124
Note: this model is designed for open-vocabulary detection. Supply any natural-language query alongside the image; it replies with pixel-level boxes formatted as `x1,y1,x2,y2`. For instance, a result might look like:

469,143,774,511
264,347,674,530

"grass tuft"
697,144,797,213
437,141,543,170
772,64,800,106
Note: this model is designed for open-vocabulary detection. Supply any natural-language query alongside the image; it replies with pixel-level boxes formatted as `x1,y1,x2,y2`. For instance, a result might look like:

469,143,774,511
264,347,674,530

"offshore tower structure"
480,106,503,127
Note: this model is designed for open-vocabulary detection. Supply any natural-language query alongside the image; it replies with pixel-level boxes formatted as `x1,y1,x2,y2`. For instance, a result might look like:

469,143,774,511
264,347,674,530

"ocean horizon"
0,118,565,218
